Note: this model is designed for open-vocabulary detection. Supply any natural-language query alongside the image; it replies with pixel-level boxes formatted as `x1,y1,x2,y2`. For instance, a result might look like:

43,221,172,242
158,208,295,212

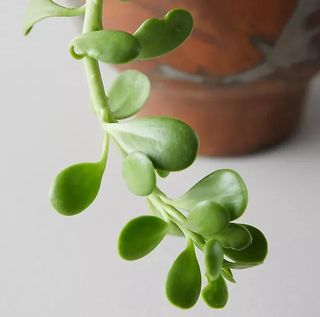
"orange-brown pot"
103,0,320,156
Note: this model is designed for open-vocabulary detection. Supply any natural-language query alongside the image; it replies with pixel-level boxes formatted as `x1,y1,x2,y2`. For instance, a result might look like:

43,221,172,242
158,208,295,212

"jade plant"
24,0,268,310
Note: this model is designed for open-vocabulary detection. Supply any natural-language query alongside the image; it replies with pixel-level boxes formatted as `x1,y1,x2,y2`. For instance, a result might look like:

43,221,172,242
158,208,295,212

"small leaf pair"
213,224,252,251
23,0,85,35
202,240,228,309
69,9,193,64
224,225,268,267
173,169,248,220
119,219,202,309
186,201,230,238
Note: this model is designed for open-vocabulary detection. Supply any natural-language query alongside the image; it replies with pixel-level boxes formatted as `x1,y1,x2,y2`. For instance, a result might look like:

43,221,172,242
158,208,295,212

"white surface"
1,2,320,316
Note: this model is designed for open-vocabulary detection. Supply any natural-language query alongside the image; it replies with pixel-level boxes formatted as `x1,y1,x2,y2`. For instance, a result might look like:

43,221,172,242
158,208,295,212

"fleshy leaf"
213,224,252,251
224,225,268,263
70,30,141,64
105,117,198,171
108,70,150,119
173,169,248,220
122,152,156,196
224,260,262,270
222,267,236,283
204,240,224,281
24,0,85,35
49,162,104,216
134,9,193,59
118,215,169,261
202,276,228,309
166,241,201,309
156,169,170,178
186,201,230,237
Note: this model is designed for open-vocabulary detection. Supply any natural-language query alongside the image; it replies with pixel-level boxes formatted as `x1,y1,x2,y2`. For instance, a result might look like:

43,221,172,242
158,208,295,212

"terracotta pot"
103,0,320,156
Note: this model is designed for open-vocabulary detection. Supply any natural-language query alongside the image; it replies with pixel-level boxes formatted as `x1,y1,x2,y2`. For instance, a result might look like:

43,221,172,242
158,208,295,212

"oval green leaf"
186,201,230,237
70,30,141,64
224,225,268,263
108,70,150,119
49,162,104,216
24,0,84,35
214,224,252,251
204,240,224,281
118,215,169,261
223,260,262,270
173,169,248,220
134,9,193,59
122,152,156,196
166,241,201,309
222,267,236,283
105,117,198,171
202,275,228,309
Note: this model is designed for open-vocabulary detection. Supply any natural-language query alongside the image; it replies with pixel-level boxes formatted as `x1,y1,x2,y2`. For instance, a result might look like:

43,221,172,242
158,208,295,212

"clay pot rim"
151,77,307,103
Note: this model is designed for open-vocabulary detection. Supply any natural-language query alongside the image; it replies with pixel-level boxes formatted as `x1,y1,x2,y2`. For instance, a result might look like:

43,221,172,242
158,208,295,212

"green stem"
82,0,112,122
149,188,206,250
99,133,110,168
55,4,87,17
164,204,206,250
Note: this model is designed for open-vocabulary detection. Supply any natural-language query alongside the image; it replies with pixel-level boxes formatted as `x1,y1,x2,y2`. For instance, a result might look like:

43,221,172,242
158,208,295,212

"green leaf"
214,224,252,251
186,201,230,237
24,0,84,35
173,169,248,220
204,240,224,281
122,152,156,196
105,117,198,171
156,169,170,178
49,162,104,216
118,216,169,260
70,30,141,64
222,267,236,283
134,9,193,59
202,276,228,309
224,225,268,263
224,260,262,270
166,241,201,309
108,70,150,119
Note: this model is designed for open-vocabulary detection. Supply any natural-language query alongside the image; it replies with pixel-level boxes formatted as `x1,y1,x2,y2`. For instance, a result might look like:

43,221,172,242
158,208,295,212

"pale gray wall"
0,1,320,316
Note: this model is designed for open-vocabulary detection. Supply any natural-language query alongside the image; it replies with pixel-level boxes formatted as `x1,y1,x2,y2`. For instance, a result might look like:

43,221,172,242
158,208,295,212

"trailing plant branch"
83,0,112,122
24,0,268,310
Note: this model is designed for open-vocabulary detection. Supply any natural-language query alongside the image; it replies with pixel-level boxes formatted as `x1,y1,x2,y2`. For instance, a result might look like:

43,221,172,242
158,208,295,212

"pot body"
103,0,320,156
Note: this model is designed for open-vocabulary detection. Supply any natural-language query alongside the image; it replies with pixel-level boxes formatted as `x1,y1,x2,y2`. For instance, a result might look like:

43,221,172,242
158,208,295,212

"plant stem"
100,133,110,168
82,0,112,122
164,204,206,250
149,188,206,250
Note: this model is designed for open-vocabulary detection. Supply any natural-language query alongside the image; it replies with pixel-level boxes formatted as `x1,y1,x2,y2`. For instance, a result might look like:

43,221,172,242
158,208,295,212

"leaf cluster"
119,170,268,309
24,0,268,310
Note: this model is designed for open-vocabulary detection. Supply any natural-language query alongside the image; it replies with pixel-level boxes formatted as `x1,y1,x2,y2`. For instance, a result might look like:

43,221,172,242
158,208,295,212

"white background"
1,1,320,316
